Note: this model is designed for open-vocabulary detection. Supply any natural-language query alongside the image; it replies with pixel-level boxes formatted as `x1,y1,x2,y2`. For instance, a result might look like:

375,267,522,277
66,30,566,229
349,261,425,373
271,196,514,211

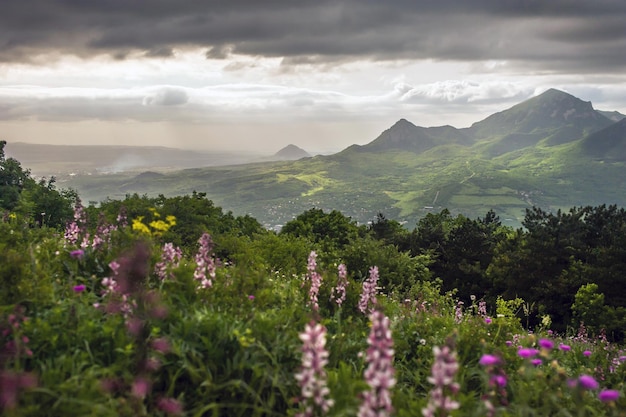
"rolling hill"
57,89,626,229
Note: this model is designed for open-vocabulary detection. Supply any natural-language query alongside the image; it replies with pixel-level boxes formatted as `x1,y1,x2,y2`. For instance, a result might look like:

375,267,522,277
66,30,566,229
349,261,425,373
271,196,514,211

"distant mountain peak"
274,144,310,160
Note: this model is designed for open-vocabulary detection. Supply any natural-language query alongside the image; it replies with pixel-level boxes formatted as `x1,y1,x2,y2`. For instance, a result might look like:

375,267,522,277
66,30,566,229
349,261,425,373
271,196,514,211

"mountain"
359,119,470,153
60,89,626,229
274,144,311,160
579,118,626,160
466,89,612,155
598,110,626,122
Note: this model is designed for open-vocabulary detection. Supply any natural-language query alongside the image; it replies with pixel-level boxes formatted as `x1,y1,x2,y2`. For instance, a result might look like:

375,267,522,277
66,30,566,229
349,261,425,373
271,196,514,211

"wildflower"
154,242,183,281
358,266,379,314
73,284,86,293
64,200,87,245
531,359,542,366
478,300,488,317
248,295,255,300
156,397,184,416
454,300,464,323
305,251,322,311
577,375,599,390
294,321,333,417
359,311,395,417
479,354,500,367
559,344,571,351
598,389,620,403
151,338,171,354
194,232,216,289
583,350,592,357
330,263,348,306
422,344,459,417
538,338,554,350
70,249,85,259
517,348,539,358
490,375,507,387
131,376,151,398
484,317,492,324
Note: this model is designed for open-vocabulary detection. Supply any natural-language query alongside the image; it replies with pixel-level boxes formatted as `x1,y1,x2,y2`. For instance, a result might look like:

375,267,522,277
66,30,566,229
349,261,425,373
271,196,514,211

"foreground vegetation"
2,141,626,415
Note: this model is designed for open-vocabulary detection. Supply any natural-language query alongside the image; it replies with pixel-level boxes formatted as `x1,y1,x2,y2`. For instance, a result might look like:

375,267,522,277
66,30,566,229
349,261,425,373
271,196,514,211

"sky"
1,0,626,154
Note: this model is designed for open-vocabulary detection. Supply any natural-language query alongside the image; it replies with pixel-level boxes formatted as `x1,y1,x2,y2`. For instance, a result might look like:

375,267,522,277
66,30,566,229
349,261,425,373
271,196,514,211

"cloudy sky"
1,0,626,153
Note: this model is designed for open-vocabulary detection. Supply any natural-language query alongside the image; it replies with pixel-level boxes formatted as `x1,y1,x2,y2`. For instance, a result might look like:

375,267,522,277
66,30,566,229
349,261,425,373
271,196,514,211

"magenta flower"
598,389,620,402
154,242,183,281
248,295,255,300
151,337,171,354
559,343,571,351
538,338,554,350
70,249,85,259
490,375,507,387
577,375,599,390
583,350,592,357
517,348,539,358
484,317,492,324
73,284,86,293
358,266,379,314
479,354,500,366
531,359,543,366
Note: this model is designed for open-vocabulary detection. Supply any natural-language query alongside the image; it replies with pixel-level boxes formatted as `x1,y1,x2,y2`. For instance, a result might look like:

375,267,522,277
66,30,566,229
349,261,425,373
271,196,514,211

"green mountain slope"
62,89,626,229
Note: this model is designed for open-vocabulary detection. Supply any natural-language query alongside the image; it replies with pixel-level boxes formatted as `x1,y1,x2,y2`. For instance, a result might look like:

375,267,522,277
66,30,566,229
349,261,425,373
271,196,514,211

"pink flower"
422,345,459,417
305,251,322,312
151,337,171,354
70,249,85,259
248,295,255,300
484,317,492,324
531,359,542,366
598,389,620,402
490,375,507,387
559,344,571,351
479,354,500,366
157,397,184,416
131,377,151,398
583,350,592,357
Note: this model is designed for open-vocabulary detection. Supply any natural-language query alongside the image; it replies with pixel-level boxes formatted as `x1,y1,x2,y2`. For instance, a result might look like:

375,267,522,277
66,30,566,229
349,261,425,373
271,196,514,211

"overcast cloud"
1,0,625,152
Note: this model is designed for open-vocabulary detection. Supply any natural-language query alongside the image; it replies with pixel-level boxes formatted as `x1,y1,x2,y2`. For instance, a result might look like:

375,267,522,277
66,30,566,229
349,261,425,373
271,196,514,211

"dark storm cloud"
1,0,625,72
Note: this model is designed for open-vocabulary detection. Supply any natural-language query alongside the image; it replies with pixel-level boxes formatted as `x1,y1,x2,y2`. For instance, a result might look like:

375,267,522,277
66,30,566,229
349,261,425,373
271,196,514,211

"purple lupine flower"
358,310,395,417
422,345,460,417
330,263,349,306
598,390,620,402
478,300,488,317
154,242,183,281
454,300,464,323
64,199,87,245
358,266,379,314
194,232,216,289
294,321,334,417
305,251,322,311
92,216,117,251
